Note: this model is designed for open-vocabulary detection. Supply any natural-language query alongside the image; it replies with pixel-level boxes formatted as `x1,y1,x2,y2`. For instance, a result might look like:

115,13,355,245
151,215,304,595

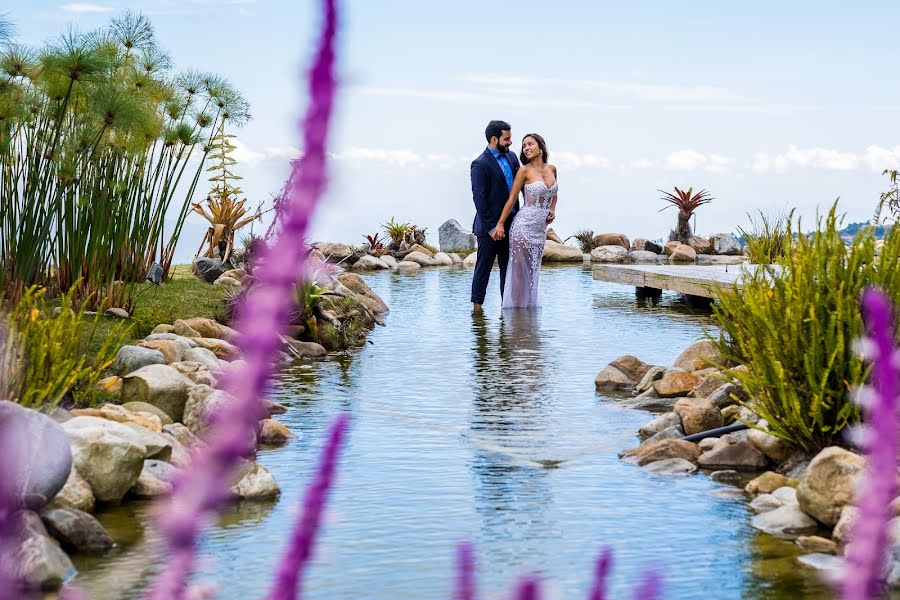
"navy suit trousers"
470,235,509,305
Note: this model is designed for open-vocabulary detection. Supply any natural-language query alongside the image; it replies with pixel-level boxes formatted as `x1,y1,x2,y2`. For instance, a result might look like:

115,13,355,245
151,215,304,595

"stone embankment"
597,341,900,587
8,272,389,591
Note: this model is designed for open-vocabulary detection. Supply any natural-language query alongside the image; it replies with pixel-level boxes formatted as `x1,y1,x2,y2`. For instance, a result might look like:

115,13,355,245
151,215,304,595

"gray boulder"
112,345,166,376
590,245,629,263
632,238,663,253
121,364,196,423
432,252,454,266
712,233,742,255
797,446,865,526
192,257,226,283
182,347,223,372
0,401,72,510
751,503,818,538
231,461,280,500
352,255,390,270
542,240,583,262
41,507,114,554
628,250,661,263
439,219,476,252
13,511,75,592
62,417,147,503
698,431,768,470
638,412,682,440
46,466,95,513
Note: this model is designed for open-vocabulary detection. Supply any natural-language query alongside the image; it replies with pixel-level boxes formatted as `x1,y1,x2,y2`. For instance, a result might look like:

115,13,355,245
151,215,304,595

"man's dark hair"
484,120,511,143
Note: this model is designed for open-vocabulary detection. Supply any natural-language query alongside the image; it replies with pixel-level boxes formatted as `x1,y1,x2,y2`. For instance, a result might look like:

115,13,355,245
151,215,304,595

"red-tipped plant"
658,186,714,244
364,233,385,256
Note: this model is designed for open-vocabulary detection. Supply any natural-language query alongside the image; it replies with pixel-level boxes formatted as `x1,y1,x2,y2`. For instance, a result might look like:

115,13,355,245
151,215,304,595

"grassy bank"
87,265,227,357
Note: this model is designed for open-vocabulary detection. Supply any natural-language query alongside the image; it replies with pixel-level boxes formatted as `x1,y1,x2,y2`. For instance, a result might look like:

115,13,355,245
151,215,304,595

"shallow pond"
73,264,834,599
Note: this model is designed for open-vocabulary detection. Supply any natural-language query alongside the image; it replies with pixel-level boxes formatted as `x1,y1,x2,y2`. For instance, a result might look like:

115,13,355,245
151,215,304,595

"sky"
7,0,900,261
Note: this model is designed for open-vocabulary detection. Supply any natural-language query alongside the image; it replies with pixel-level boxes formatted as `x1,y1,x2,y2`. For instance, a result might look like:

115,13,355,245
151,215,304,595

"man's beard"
497,143,510,155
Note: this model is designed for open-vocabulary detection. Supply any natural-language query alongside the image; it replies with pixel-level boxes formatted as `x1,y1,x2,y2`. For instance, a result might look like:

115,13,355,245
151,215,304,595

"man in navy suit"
470,120,520,311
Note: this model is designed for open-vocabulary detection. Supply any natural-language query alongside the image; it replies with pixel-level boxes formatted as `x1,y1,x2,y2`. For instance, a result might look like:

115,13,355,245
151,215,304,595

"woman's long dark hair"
519,133,548,165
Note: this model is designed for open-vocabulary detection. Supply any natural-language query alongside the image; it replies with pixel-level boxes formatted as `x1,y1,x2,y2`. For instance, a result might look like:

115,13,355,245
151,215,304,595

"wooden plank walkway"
591,263,766,298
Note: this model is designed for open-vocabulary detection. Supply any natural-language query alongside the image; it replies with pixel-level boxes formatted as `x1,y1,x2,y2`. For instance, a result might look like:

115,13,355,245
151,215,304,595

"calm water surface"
73,264,833,599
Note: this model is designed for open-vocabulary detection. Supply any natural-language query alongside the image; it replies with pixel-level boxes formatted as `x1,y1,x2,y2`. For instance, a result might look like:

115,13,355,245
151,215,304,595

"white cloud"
625,158,657,170
459,74,745,104
752,145,859,173
664,149,733,173
553,151,610,171
863,145,900,172
61,3,113,13
350,85,597,110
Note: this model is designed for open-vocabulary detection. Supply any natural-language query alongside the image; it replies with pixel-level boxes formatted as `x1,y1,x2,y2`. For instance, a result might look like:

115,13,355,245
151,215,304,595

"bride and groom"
470,120,558,311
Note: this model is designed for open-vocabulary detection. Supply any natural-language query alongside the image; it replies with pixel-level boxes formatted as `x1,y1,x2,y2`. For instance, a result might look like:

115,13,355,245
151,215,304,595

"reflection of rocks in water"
740,530,834,600
216,498,279,529
66,502,158,600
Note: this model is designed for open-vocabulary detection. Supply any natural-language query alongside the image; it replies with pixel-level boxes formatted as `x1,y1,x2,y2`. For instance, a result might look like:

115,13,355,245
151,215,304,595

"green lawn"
87,265,228,357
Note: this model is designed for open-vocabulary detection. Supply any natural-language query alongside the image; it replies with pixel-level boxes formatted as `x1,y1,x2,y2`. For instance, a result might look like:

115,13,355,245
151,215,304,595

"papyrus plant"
0,12,249,311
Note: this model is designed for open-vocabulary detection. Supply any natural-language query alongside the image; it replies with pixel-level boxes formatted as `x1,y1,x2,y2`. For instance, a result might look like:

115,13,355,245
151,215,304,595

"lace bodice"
522,180,558,210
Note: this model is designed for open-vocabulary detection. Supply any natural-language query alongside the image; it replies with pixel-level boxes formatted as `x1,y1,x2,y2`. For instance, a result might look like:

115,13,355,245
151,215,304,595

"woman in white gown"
493,133,558,309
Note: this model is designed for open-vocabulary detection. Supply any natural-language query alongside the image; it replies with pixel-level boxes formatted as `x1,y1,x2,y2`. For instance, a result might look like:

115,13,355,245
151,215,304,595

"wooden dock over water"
592,263,766,298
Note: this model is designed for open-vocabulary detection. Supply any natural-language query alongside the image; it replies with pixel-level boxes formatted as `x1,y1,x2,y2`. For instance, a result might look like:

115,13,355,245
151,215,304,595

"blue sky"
7,1,899,259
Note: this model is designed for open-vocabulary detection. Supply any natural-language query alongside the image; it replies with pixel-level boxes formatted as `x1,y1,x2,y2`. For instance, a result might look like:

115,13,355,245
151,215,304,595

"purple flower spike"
587,547,613,600
267,413,350,600
144,0,340,598
632,570,663,600
841,288,900,600
454,542,476,600
513,575,540,600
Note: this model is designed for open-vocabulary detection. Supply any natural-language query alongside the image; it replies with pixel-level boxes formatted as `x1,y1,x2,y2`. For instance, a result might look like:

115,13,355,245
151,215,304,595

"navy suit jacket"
470,149,520,237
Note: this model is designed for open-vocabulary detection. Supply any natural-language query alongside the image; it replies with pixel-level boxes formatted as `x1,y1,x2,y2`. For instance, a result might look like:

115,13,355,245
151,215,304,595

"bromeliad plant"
382,217,410,249
192,121,257,264
0,12,249,311
659,187,714,244
363,232,385,256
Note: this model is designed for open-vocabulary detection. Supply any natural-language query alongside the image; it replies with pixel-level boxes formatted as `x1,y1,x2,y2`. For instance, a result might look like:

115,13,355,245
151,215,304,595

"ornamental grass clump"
738,210,792,265
713,202,900,453
0,285,126,408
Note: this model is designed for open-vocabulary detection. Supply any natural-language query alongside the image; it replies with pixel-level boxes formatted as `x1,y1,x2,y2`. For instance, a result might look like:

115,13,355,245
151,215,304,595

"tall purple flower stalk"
145,0,339,598
267,413,349,600
455,542,476,600
587,547,613,600
840,288,900,600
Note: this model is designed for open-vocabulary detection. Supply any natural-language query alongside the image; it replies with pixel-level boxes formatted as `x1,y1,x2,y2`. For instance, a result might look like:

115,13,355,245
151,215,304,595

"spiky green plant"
712,202,900,452
738,210,792,265
0,285,127,408
0,12,249,310
570,229,595,254
382,217,409,245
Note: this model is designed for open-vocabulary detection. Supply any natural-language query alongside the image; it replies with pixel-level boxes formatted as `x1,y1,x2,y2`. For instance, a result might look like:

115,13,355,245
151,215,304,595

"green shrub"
739,210,793,265
0,286,128,408
713,203,887,453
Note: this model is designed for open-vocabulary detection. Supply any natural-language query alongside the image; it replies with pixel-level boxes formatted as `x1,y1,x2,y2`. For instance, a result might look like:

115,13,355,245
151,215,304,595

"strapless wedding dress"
502,180,558,309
